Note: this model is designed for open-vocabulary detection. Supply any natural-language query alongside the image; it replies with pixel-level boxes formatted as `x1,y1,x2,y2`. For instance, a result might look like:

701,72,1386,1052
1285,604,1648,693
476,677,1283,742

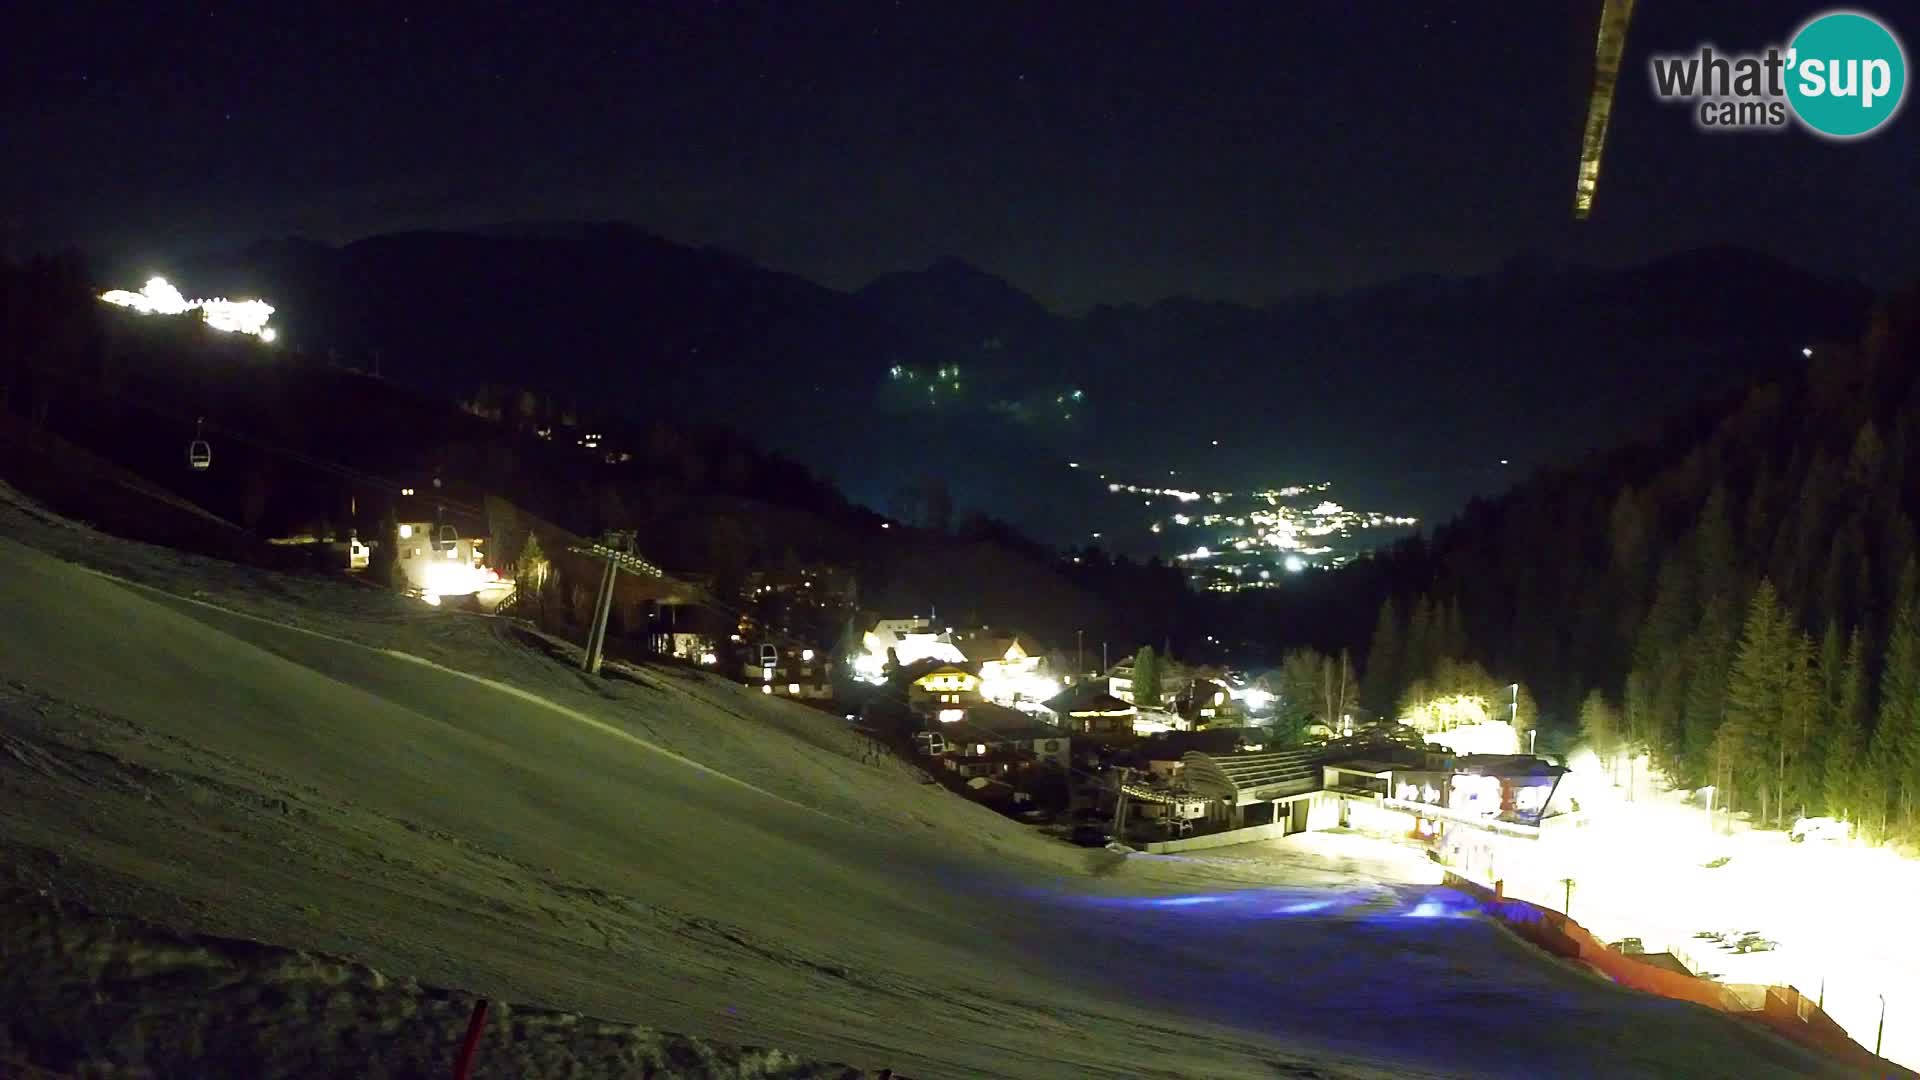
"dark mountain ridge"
172,225,1874,544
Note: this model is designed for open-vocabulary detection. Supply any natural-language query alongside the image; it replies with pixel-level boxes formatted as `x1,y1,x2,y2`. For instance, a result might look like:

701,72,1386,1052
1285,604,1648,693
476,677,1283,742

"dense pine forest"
1344,283,1920,841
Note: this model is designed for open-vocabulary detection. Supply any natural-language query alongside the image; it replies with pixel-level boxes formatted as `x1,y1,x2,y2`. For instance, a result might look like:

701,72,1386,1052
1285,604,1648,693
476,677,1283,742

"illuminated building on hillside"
100,276,278,341
740,641,834,700
851,616,966,683
390,517,498,606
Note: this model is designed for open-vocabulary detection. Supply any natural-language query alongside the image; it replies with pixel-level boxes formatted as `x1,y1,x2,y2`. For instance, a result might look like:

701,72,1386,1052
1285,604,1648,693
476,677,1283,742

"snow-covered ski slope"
0,495,1854,1078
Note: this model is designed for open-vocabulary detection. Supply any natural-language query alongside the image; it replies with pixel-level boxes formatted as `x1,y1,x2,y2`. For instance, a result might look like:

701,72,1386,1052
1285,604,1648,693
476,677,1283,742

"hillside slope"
0,488,1852,1078
178,231,1871,540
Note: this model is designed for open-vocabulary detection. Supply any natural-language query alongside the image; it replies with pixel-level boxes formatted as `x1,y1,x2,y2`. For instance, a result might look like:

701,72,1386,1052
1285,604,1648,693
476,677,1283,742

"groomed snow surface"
1497,763,1920,1072
0,485,1863,1078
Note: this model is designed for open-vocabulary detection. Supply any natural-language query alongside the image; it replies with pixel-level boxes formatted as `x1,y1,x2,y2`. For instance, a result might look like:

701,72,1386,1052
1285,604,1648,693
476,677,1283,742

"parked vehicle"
1789,816,1849,843
1069,824,1111,847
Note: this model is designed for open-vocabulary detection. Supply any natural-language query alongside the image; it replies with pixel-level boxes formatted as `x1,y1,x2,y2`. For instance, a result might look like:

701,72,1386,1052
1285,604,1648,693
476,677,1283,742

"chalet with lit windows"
951,628,1062,705
741,640,834,700
388,507,495,603
930,702,1071,779
1179,677,1245,729
952,629,1037,677
907,661,983,715
852,616,965,682
1040,684,1138,739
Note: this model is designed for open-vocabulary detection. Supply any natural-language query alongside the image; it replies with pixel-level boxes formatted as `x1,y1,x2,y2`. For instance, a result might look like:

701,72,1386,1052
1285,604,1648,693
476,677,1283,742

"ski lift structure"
1574,0,1638,219
187,418,211,471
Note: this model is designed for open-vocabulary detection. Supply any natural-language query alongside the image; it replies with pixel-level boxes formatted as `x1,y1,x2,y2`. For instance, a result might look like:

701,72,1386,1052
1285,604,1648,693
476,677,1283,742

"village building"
906,660,983,717
952,628,1059,707
851,615,966,681
740,639,834,700
1177,747,1347,834
1178,676,1244,729
388,508,494,604
1040,684,1138,739
933,702,1072,778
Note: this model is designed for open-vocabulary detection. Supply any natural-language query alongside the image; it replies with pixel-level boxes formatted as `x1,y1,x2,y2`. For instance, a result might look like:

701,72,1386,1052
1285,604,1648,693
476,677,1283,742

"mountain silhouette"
179,226,1874,543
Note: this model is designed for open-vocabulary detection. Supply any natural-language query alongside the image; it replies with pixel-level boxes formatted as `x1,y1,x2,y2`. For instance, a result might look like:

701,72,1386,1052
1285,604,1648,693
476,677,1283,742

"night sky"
9,2,1914,313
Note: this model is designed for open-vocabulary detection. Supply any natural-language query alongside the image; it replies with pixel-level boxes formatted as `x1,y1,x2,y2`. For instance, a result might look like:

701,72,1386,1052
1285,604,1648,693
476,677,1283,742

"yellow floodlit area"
1401,693,1523,755
100,276,279,340
1426,720,1523,757
1403,692,1492,733
419,559,495,598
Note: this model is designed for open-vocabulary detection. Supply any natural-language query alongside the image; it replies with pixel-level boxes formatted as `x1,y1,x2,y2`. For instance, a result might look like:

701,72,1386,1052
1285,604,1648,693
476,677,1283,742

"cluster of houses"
343,495,1576,882
795,613,1580,881
347,510,1570,886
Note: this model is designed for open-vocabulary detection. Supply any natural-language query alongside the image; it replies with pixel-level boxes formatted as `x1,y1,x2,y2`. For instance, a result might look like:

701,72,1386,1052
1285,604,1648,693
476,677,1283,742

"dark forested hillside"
1340,282,1920,839
169,228,1870,545
0,253,1197,662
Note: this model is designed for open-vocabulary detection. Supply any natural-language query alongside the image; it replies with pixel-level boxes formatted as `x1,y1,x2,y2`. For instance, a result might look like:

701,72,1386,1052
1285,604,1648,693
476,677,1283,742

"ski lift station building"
391,510,493,602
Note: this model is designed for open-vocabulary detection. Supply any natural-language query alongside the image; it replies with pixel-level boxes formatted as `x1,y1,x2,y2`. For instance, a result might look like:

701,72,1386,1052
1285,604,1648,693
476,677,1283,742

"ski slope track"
0,494,1860,1077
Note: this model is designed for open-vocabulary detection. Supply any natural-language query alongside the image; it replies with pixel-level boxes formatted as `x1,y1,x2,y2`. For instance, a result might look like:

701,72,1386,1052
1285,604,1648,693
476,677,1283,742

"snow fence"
1444,873,1911,1078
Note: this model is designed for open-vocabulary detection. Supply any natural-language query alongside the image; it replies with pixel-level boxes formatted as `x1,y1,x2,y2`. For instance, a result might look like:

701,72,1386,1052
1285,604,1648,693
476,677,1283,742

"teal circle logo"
1786,11,1907,138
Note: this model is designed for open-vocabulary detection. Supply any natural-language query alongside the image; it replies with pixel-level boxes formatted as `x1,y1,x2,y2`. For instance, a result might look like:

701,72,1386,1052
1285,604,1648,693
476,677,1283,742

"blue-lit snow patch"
1066,888,1382,921
1389,888,1483,920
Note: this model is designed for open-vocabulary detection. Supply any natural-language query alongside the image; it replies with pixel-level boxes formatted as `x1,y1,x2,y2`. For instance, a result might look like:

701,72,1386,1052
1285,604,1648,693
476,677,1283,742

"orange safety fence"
1443,873,1912,1078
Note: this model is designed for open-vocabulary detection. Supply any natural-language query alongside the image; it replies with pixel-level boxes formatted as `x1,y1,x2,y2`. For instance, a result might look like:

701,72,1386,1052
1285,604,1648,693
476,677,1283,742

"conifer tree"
1825,627,1867,825
1782,631,1820,822
1362,598,1401,711
1441,597,1469,662
1725,580,1788,822
1405,595,1436,687
1133,646,1162,710
1874,560,1920,832
1579,690,1620,775
1683,594,1739,787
